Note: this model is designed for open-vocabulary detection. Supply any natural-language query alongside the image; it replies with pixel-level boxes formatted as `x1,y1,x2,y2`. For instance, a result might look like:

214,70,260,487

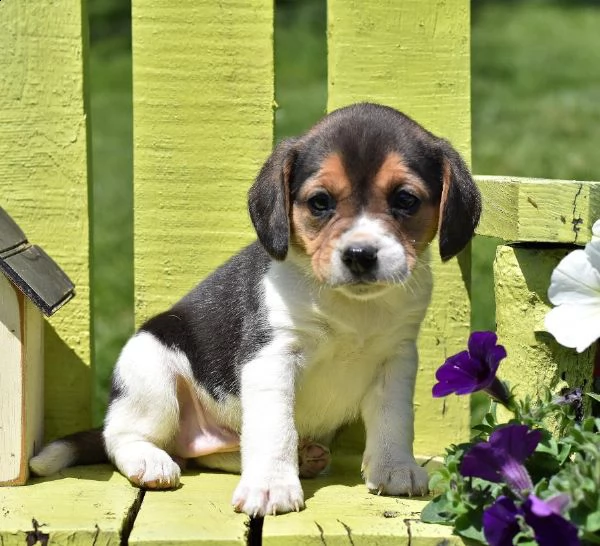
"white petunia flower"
545,220,600,353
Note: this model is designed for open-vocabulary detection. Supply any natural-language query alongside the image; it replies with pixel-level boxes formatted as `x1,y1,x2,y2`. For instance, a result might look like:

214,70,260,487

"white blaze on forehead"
338,215,391,245
329,214,409,287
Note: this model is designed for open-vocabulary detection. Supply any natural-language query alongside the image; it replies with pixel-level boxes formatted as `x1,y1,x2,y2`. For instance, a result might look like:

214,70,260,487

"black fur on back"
138,242,272,400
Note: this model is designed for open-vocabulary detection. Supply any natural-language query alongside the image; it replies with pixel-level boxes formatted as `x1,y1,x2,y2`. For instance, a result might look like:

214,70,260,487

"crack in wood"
337,519,355,546
315,521,327,545
120,489,145,546
246,516,263,546
25,518,49,546
403,518,413,546
92,523,100,546
571,183,584,242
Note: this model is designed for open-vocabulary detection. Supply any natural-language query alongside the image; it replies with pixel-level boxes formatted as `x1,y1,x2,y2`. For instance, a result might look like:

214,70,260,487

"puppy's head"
249,103,481,297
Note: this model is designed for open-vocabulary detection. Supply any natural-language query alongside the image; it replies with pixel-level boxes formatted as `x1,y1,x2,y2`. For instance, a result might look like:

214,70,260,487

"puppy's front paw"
114,442,181,489
232,471,304,516
363,457,428,497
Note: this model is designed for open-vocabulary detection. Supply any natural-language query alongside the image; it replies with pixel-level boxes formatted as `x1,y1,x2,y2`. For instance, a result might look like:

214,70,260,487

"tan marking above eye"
373,152,432,203
296,153,354,205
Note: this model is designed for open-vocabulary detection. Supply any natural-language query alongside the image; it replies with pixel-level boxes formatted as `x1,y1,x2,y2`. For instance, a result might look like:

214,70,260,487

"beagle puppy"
30,103,481,517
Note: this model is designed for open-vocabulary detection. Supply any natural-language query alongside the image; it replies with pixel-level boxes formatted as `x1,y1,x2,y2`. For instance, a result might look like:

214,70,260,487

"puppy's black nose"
342,245,378,275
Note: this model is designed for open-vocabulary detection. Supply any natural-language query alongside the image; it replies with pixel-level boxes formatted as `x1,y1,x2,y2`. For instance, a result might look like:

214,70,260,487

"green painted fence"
0,0,598,543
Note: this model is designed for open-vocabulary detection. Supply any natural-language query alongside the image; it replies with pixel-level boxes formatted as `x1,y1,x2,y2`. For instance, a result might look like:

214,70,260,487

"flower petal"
485,345,507,375
523,495,580,546
585,237,600,271
548,248,600,305
460,441,505,482
483,496,521,546
468,331,498,361
489,424,541,464
540,494,571,516
545,302,600,353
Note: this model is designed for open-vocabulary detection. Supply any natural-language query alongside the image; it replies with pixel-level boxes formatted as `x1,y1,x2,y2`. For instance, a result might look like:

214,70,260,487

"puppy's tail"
29,428,108,476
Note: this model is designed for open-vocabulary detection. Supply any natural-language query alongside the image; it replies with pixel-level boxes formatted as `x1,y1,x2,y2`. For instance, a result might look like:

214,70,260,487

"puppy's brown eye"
307,192,335,216
390,189,420,217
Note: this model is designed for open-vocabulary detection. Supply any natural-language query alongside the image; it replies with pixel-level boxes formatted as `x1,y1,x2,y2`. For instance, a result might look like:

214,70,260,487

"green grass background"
89,0,600,423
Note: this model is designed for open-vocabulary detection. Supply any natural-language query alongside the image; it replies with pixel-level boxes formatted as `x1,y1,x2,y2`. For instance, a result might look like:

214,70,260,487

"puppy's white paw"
232,471,305,516
363,457,429,497
114,442,181,489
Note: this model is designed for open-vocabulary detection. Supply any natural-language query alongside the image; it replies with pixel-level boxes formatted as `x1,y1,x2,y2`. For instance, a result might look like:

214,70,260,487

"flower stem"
485,378,516,412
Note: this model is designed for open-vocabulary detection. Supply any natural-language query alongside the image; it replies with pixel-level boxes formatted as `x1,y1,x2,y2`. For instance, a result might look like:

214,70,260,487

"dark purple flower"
483,494,580,546
432,331,510,404
524,495,580,546
460,424,541,493
483,496,521,546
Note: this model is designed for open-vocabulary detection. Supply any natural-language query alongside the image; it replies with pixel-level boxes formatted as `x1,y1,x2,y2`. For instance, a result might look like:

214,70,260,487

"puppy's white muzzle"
329,216,409,292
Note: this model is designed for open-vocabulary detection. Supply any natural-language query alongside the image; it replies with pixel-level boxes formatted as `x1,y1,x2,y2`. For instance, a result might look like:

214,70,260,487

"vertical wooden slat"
130,1,273,537
0,0,93,440
327,0,472,455
132,0,274,321
495,245,595,411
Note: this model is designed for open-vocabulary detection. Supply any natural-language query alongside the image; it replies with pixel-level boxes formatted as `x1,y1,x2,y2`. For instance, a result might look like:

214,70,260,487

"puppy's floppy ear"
437,141,482,261
248,138,297,260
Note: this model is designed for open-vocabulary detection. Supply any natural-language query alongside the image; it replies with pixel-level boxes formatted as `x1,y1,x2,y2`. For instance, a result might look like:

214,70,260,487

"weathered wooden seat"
2,457,460,545
1,0,597,543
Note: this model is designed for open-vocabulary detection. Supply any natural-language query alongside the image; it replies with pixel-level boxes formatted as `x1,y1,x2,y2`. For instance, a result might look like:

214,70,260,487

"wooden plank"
0,0,93,439
494,245,594,408
476,176,600,243
0,276,25,484
129,470,247,545
132,0,274,320
262,455,460,546
327,0,472,457
0,465,140,545
0,277,44,486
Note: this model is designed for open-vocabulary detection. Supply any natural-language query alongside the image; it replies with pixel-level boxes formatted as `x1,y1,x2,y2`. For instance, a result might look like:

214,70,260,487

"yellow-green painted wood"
129,456,459,545
494,245,595,406
132,0,274,321
327,0,472,456
0,0,93,439
129,470,248,545
262,455,461,546
327,0,471,160
477,176,600,243
0,466,140,545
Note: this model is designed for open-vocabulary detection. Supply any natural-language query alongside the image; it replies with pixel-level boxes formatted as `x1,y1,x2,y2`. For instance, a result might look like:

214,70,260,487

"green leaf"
420,495,455,525
585,510,600,533
454,513,486,543
586,392,600,403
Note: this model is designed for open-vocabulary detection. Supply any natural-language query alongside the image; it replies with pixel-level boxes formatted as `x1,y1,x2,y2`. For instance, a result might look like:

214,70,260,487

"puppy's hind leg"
104,332,183,489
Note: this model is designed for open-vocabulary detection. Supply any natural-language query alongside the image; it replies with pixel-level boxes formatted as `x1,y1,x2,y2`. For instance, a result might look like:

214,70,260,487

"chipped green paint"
477,176,600,243
0,466,139,545
132,0,274,322
0,0,93,439
328,0,472,456
494,245,595,409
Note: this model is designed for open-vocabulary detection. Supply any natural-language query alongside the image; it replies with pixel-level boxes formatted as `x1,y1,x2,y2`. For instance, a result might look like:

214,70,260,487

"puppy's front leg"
361,341,429,497
232,346,303,516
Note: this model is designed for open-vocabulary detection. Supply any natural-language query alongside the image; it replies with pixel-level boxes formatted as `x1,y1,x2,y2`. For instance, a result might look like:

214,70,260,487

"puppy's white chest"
262,260,432,440
293,321,395,437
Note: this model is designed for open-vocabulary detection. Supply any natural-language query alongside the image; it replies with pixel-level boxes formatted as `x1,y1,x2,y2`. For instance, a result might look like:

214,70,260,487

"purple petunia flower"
483,494,580,546
460,424,541,493
524,495,580,545
482,496,522,546
432,331,511,405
